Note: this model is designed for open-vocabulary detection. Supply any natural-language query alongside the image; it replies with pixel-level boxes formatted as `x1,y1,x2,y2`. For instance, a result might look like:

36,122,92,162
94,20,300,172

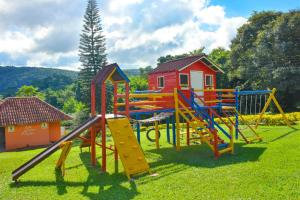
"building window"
179,74,189,88
41,122,48,129
8,125,15,133
157,76,164,88
205,75,213,87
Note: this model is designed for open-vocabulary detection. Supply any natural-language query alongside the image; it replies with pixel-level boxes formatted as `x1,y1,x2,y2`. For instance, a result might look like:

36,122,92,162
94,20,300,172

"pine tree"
77,0,107,107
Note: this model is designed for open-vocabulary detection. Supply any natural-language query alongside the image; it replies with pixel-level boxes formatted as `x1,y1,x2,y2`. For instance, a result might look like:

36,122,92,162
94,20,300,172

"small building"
0,97,72,151
148,54,224,104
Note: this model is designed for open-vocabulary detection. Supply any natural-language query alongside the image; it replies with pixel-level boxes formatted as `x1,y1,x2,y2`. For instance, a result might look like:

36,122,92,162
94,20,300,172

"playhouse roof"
0,97,72,126
149,54,224,74
93,63,130,84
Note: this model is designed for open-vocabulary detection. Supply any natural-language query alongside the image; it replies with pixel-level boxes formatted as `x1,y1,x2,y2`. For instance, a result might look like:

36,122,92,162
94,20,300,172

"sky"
0,0,299,70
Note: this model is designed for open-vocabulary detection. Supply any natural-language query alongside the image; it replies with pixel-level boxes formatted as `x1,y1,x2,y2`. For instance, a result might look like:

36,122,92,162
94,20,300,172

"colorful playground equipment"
11,62,292,182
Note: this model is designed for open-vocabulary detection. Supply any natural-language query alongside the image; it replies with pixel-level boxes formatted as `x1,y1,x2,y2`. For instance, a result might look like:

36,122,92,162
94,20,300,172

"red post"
101,83,107,172
125,82,130,118
113,82,119,170
91,80,96,116
113,82,118,115
186,122,190,146
91,80,96,166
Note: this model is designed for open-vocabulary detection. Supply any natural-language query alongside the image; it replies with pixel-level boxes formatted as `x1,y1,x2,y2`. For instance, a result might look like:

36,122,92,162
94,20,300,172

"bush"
215,112,300,126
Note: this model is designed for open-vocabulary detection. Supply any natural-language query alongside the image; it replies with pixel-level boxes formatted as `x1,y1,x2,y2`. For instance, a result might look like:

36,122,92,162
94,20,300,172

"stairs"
176,89,234,157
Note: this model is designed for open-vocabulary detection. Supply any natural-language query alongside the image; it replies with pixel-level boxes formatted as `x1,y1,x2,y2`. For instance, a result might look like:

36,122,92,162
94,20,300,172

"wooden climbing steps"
106,117,150,179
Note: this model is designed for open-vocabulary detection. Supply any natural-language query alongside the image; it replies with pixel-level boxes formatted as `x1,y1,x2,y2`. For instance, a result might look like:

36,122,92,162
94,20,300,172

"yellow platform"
106,117,150,179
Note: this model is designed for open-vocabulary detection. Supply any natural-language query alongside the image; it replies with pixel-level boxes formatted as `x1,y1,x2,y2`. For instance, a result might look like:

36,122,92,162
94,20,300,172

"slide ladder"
106,117,150,179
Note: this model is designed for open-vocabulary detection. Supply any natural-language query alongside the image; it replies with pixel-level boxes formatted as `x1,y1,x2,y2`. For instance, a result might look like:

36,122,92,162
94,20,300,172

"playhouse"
148,54,224,103
0,97,72,151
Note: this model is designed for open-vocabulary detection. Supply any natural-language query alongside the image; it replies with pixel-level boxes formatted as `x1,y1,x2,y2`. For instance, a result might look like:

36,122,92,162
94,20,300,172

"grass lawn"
0,124,299,200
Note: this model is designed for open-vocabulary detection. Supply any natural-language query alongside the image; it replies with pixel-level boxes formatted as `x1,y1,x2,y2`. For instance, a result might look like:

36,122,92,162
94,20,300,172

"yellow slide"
106,117,150,179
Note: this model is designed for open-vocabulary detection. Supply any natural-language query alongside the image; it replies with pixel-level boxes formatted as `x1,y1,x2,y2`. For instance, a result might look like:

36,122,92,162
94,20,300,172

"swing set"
237,88,292,128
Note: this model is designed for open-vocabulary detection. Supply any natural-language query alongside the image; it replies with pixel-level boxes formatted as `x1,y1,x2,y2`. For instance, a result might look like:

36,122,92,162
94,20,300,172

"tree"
208,47,232,88
157,48,205,64
78,0,107,108
129,76,148,92
230,10,300,111
139,66,153,79
63,97,86,114
230,11,282,89
16,85,45,100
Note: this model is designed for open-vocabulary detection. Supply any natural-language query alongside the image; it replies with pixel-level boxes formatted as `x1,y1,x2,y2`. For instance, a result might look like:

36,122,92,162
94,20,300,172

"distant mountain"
0,66,78,96
0,66,141,96
123,69,140,76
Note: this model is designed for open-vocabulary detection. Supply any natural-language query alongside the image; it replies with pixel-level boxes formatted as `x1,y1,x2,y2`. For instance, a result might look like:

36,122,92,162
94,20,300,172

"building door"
0,127,5,150
190,70,204,105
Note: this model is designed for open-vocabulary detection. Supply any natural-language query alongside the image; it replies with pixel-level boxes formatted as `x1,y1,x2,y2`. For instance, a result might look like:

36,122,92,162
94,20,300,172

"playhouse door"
190,70,204,105
0,127,5,151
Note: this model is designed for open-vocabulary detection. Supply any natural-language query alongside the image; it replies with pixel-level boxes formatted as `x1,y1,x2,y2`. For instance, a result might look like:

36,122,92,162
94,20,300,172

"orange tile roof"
0,97,72,126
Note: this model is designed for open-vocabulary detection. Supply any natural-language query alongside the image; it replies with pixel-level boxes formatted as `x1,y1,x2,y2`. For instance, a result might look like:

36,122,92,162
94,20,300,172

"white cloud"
105,1,247,67
109,0,144,12
0,32,35,54
0,0,247,69
195,5,226,25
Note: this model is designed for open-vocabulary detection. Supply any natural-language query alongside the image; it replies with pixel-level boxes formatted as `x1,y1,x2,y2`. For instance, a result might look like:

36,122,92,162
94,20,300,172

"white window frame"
179,73,189,89
205,74,214,87
157,76,165,88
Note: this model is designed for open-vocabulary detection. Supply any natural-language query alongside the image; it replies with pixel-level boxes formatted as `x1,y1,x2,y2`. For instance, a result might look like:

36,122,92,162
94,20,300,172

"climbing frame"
106,117,150,179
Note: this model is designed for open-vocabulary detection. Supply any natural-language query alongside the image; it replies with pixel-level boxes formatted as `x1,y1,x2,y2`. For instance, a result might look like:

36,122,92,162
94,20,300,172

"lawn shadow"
139,143,266,184
269,128,298,143
10,152,139,200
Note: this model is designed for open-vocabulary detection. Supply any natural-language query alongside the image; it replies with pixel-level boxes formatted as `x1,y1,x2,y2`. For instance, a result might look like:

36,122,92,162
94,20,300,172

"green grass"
0,124,300,200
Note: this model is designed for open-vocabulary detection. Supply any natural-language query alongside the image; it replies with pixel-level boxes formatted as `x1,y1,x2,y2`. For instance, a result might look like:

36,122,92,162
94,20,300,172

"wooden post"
172,115,176,146
213,129,219,158
154,113,159,149
174,88,180,151
91,80,96,166
101,83,106,172
166,117,170,143
113,82,118,115
270,89,292,128
125,82,130,118
230,125,234,154
254,88,292,129
136,114,141,144
186,122,190,146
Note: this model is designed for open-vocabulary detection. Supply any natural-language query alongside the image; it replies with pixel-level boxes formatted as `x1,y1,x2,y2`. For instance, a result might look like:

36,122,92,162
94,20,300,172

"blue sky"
0,0,298,70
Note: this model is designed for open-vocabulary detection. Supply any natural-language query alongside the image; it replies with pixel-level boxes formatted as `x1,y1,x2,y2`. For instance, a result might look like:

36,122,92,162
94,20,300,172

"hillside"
0,66,78,96
0,66,141,96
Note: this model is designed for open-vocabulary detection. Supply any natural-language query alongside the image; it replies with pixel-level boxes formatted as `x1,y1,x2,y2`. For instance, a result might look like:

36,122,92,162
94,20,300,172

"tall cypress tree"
77,0,107,108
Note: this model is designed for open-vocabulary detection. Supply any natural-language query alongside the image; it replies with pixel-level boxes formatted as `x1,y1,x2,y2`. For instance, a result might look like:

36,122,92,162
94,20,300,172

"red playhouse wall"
148,71,177,108
148,60,217,106
4,121,62,150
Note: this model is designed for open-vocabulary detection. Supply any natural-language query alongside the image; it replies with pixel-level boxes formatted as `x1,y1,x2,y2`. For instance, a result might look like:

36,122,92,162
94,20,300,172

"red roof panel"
0,97,72,126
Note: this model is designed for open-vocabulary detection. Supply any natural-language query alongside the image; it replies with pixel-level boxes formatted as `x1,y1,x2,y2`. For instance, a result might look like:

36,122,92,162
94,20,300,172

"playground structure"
11,62,292,182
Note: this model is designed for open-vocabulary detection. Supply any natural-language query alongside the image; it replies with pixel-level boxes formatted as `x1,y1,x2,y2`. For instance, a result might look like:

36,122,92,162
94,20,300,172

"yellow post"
174,88,180,151
255,88,292,129
56,141,73,176
255,89,274,129
154,113,160,149
270,92,292,128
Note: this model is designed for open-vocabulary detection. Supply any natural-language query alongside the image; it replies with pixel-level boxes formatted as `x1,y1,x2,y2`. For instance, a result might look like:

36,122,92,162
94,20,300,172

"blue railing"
189,90,231,139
